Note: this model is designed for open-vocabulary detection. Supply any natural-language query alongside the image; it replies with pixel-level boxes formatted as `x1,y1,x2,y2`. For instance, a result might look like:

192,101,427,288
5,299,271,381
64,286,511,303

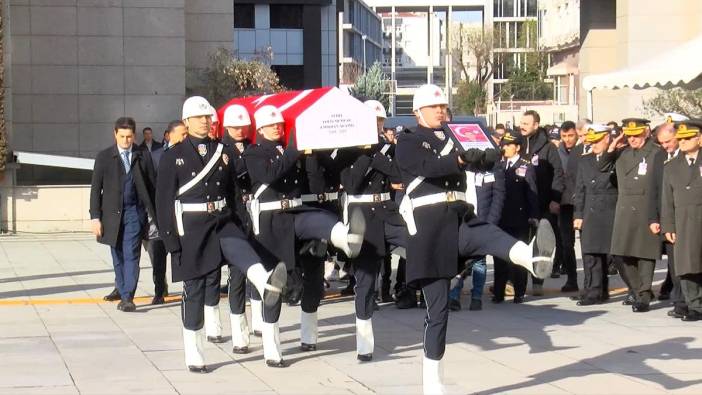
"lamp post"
362,34,367,71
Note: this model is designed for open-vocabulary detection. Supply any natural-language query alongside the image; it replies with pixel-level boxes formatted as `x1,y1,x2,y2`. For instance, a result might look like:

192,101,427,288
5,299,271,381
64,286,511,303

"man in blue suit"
90,117,157,312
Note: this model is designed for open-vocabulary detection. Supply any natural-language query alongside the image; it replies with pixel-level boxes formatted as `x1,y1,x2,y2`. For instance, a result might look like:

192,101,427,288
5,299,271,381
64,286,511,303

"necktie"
122,151,131,173
690,157,695,167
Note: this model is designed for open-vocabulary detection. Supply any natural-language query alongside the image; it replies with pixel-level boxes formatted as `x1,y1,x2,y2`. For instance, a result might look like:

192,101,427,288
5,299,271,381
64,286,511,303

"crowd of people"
88,83,702,394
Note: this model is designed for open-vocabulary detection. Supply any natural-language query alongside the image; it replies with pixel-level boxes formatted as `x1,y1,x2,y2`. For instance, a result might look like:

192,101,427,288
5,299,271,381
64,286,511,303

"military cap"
621,118,650,136
585,123,610,144
500,130,524,146
665,112,689,124
674,120,702,139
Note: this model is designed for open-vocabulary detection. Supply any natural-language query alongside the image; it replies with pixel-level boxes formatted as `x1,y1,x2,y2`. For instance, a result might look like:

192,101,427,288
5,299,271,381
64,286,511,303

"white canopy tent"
582,34,702,120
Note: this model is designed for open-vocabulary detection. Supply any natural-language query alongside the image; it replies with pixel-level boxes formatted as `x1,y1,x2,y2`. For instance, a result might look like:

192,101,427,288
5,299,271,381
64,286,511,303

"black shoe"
188,365,208,373
207,336,226,343
658,292,670,301
491,296,504,304
576,298,600,306
622,294,636,305
300,343,317,352
265,359,288,368
449,298,462,311
561,283,579,293
103,288,121,301
513,296,525,304
396,293,417,309
380,292,394,303
151,295,165,305
232,346,249,354
682,310,702,322
118,299,136,312
469,299,482,311
357,354,373,362
667,308,687,319
632,302,650,313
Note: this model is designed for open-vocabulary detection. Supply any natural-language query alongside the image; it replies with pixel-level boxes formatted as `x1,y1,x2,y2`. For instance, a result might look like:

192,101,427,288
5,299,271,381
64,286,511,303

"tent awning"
582,35,702,91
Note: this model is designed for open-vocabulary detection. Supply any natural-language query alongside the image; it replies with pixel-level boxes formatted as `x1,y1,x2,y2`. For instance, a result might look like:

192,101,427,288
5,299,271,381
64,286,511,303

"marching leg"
353,262,379,361
204,268,224,343
262,321,286,367
228,265,250,353
420,278,449,394
181,277,207,373
299,253,324,351
250,288,263,337
300,311,318,351
230,313,250,354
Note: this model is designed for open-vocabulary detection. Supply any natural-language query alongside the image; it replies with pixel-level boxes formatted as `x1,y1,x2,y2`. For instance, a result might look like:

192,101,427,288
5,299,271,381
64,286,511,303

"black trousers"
664,242,686,308
354,259,380,319
419,278,450,360
582,254,609,301
300,253,325,314
227,265,247,315
680,273,702,313
559,205,578,283
182,268,222,330
143,239,168,297
493,226,529,299
619,256,656,304
458,221,518,261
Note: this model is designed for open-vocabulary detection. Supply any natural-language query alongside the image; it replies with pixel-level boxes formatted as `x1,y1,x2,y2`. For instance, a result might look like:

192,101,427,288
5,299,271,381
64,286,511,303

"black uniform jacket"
156,135,244,282
520,129,565,215
574,152,618,254
341,143,404,261
243,138,323,269
498,157,539,231
599,139,664,260
223,134,253,231
90,144,157,248
396,125,472,285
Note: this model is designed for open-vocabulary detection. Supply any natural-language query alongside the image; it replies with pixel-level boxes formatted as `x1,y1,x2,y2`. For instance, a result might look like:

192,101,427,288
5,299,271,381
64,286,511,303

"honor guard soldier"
661,120,702,321
599,118,665,312
491,131,539,304
395,84,556,394
242,105,366,366
572,124,618,305
156,96,287,373
339,99,407,362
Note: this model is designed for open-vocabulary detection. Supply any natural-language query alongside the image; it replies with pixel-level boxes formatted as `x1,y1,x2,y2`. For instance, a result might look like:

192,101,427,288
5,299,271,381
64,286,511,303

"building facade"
338,0,383,85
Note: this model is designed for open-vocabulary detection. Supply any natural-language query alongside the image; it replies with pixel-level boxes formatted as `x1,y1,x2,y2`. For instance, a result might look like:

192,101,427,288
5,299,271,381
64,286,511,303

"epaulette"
518,158,529,165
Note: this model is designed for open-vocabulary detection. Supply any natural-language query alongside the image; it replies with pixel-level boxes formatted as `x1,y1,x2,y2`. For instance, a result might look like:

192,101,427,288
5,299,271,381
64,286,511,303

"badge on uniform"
197,144,207,157
483,173,496,183
434,131,446,141
235,142,244,153
516,165,527,177
176,158,184,166
276,145,284,155
422,141,431,150
637,161,647,176
531,154,539,166
222,153,229,165
475,173,484,187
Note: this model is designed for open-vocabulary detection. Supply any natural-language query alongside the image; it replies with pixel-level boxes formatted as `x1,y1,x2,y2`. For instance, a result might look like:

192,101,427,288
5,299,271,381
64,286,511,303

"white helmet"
412,84,448,112
182,96,213,120
254,105,285,129
364,100,387,119
223,105,251,127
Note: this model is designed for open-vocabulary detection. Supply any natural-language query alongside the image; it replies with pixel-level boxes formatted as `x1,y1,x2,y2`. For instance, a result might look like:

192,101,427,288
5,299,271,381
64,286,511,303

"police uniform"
493,132,539,302
395,84,556,395
156,96,286,373
599,118,664,311
573,125,618,305
341,106,408,360
661,120,702,321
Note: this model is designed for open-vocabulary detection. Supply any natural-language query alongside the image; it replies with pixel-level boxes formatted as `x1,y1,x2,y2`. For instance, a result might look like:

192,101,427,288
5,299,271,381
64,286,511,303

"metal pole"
587,89,594,121
362,35,367,71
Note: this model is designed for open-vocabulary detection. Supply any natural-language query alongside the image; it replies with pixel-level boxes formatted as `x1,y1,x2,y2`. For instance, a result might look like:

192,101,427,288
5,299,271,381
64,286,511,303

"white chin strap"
416,110,429,129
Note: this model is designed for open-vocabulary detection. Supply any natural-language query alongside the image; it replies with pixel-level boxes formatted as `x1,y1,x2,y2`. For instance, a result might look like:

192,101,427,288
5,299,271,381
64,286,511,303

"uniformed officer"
156,96,287,373
661,120,702,321
599,118,665,312
572,124,618,305
491,131,539,304
242,105,366,366
338,99,407,362
395,84,556,394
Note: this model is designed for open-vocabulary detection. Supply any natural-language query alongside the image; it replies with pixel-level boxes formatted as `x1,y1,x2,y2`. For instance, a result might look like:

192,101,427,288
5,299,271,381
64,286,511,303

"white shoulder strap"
254,183,269,199
177,143,224,197
407,139,454,195
380,144,392,155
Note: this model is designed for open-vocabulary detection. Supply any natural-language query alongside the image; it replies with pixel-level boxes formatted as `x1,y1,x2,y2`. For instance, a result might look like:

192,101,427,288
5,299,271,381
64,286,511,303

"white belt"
342,192,392,224
300,192,339,203
174,199,227,236
399,191,467,236
347,192,391,204
259,198,303,212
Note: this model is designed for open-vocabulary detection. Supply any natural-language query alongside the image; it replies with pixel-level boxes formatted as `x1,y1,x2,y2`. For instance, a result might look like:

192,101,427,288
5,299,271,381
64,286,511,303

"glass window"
270,5,303,29
527,0,538,17
234,4,255,29
271,65,305,90
504,0,514,17
494,0,501,17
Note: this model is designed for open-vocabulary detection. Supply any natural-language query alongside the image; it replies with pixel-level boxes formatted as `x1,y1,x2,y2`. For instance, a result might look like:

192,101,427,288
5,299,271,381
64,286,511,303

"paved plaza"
1,234,701,394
